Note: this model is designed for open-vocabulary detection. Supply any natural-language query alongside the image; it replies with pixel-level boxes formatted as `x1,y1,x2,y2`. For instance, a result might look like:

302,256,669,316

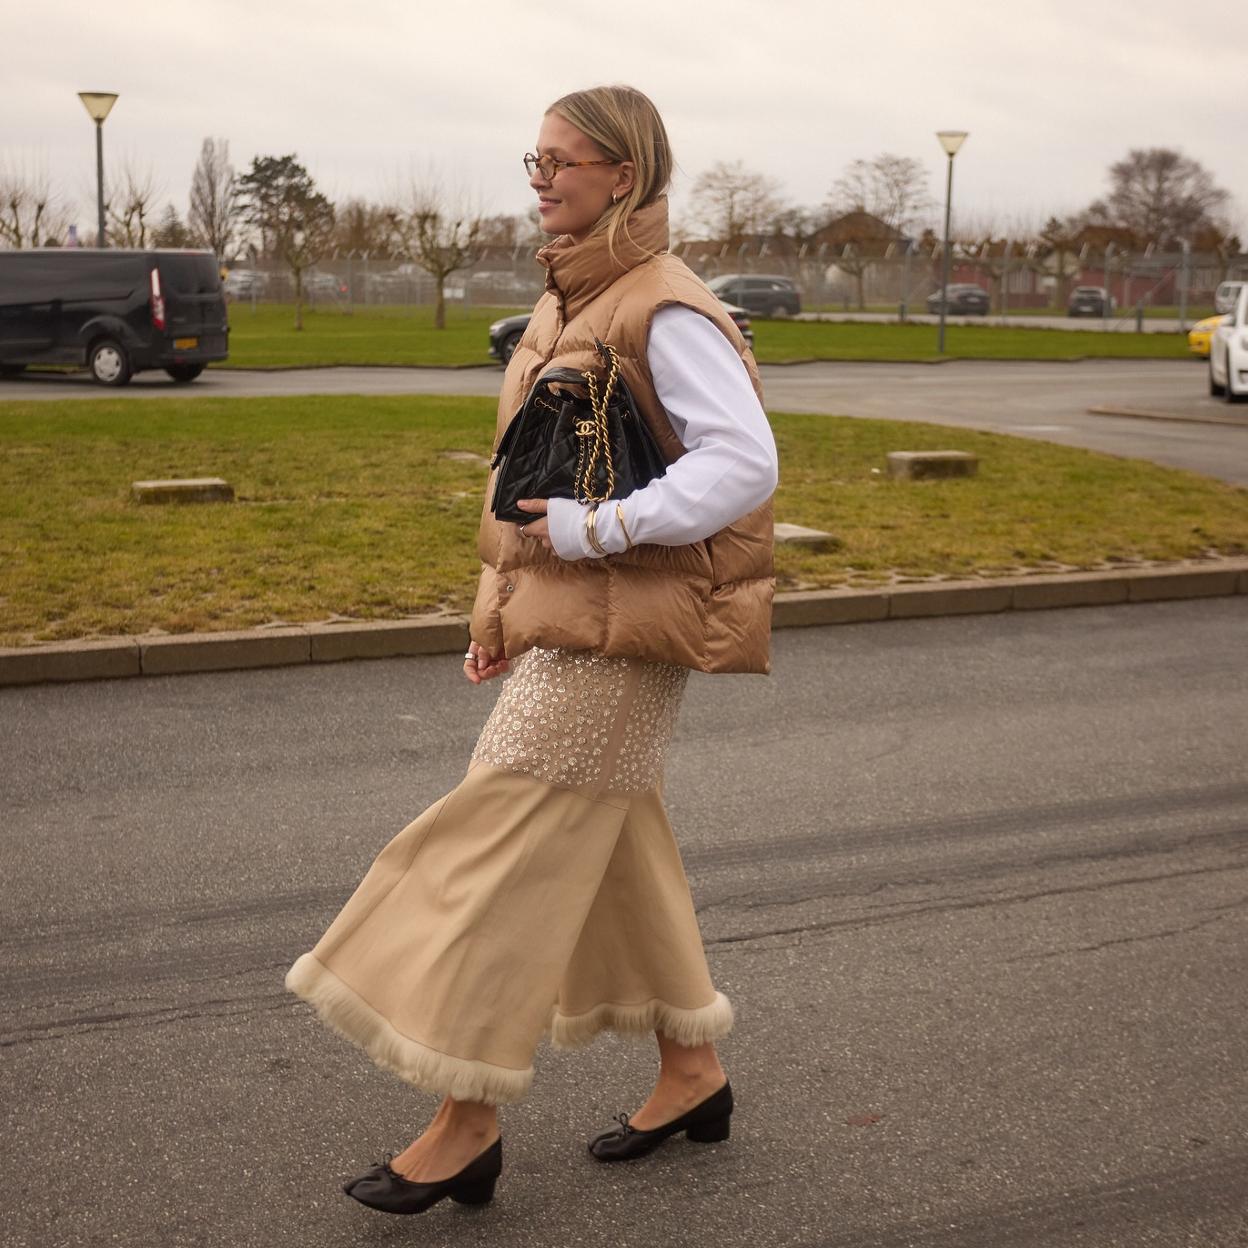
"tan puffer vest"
469,196,774,675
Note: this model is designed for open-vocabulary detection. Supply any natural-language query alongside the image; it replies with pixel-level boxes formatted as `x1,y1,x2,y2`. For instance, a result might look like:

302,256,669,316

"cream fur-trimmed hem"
547,991,734,1050
285,952,533,1105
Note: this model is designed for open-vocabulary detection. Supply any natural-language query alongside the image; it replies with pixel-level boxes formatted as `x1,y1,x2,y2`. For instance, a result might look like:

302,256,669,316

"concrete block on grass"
886,451,978,480
773,523,841,553
132,478,235,505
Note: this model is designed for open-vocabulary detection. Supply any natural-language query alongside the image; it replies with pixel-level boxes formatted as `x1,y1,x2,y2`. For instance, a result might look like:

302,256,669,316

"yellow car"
1189,314,1229,358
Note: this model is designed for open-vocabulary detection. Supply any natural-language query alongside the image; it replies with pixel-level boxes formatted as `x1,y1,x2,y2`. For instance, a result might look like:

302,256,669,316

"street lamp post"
935,130,968,354
77,92,118,248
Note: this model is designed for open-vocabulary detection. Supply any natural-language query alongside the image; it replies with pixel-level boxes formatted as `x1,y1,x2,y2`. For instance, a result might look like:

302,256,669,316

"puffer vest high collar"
536,197,671,323
469,198,774,675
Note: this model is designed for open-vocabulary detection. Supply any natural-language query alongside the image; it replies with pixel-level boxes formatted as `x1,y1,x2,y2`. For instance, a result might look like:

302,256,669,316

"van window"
0,253,140,302
158,254,221,295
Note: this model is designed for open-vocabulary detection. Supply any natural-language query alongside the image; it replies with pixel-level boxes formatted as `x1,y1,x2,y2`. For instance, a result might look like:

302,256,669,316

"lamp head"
78,92,118,123
936,130,968,158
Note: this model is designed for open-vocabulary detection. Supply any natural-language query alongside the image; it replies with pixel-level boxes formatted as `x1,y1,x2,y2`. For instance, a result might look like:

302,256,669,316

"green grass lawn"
220,303,527,367
2,395,1245,646
209,302,1191,369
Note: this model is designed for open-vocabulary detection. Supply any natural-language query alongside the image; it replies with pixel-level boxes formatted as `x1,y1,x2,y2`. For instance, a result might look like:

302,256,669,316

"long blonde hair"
546,84,673,258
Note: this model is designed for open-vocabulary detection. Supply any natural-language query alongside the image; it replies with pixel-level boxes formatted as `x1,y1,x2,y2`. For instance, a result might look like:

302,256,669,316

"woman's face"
530,111,634,244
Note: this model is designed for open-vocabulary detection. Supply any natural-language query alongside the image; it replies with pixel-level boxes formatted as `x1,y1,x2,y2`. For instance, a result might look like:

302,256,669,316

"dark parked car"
1067,285,1115,317
488,301,756,365
0,248,229,385
706,273,801,317
925,283,990,316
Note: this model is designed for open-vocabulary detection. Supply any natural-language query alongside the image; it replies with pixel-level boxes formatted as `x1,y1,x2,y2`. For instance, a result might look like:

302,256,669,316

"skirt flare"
285,646,733,1104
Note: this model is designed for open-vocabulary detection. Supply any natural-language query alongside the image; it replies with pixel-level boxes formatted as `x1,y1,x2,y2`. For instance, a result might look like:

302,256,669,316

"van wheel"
165,364,205,383
89,340,132,386
0,363,26,378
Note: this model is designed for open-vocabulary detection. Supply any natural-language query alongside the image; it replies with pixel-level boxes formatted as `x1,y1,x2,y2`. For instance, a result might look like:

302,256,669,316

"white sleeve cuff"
545,498,628,560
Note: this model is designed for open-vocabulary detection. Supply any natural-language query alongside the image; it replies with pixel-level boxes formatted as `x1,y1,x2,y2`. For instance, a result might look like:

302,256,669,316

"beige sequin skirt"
470,645,690,797
286,647,733,1104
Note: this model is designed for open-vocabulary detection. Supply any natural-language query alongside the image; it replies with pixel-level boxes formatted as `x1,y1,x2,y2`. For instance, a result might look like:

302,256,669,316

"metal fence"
227,246,1248,323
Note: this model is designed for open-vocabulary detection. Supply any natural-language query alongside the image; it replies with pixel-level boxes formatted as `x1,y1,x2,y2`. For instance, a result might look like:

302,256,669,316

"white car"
1209,283,1248,402
1213,280,1245,314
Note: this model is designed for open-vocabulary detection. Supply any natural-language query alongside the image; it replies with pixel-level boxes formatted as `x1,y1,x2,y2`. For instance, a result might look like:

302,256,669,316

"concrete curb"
3,560,1246,688
1088,404,1248,429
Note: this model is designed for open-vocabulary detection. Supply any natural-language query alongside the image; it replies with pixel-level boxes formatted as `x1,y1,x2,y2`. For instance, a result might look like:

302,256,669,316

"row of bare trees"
2,139,1240,326
682,147,1240,254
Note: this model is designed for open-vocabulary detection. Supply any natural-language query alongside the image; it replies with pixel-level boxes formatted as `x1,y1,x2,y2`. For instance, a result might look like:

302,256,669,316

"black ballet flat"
588,1081,733,1162
342,1137,502,1215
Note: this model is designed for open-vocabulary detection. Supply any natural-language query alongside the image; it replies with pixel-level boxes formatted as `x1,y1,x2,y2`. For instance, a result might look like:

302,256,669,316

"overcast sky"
6,0,1246,240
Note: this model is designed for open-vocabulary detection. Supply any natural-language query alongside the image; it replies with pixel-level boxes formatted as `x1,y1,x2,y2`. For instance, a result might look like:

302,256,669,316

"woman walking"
286,83,778,1216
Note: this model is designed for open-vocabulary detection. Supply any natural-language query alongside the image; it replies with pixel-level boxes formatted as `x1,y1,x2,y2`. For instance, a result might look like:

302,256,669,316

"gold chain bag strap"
574,343,620,504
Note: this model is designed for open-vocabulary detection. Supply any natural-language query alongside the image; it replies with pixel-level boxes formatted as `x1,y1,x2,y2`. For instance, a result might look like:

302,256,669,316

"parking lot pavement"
796,310,1186,333
754,358,1248,486
3,600,1246,1247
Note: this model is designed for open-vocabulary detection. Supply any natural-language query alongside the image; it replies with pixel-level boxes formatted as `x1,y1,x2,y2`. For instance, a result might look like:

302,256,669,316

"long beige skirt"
285,646,733,1104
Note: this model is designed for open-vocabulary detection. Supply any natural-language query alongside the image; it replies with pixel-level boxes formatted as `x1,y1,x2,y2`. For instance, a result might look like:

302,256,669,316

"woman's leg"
389,1095,500,1182
624,1034,728,1130
551,783,735,1119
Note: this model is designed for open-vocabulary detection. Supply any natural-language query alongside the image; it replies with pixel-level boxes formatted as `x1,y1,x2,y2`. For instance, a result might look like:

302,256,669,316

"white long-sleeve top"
545,304,778,560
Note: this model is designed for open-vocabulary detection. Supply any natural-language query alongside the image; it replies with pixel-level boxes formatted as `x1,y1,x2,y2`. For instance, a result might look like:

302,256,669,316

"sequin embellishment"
471,647,689,794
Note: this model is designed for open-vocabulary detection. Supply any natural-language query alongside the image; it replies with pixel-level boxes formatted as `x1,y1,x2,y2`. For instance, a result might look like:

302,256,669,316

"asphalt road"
797,311,1189,334
3,599,1246,1247
3,357,1242,486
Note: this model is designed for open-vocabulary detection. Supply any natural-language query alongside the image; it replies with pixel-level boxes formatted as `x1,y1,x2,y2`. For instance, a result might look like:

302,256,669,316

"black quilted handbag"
489,339,668,525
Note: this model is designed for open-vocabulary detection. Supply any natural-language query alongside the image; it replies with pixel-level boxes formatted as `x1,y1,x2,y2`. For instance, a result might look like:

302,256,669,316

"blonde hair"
546,84,673,258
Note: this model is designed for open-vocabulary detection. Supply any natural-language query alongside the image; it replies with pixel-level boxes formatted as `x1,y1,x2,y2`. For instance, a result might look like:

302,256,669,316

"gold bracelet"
615,502,635,551
584,504,608,556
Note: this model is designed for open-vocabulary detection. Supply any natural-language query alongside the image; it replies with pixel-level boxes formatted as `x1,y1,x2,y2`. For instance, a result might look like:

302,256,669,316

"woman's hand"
514,498,553,551
463,641,509,684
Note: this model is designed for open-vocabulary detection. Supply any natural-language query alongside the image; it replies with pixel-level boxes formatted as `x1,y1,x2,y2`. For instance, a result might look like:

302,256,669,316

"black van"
0,249,229,385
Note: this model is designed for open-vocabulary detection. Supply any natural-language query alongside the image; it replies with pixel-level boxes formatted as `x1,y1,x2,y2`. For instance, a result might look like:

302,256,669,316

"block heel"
450,1176,498,1205
343,1136,502,1215
589,1080,734,1161
686,1114,731,1143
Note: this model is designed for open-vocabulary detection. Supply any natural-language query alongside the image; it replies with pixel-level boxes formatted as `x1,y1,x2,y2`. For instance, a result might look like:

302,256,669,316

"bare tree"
1087,147,1229,245
829,154,933,235
332,198,398,257
688,160,786,244
189,137,241,260
106,161,163,247
389,180,487,329
0,164,69,248
238,154,335,330
770,204,822,245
